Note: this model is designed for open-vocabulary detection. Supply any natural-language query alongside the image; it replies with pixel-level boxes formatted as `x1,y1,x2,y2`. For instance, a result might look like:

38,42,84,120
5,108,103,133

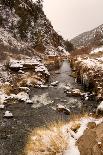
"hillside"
0,0,65,60
71,24,103,49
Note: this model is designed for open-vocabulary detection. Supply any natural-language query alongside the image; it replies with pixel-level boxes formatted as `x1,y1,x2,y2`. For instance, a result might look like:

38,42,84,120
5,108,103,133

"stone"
55,71,60,74
64,86,71,92
4,111,13,118
56,104,71,115
51,81,59,86
96,101,103,115
40,85,48,88
71,89,81,97
0,105,5,109
26,99,33,104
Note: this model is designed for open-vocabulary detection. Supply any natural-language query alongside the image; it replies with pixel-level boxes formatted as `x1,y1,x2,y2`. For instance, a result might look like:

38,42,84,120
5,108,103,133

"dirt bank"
77,122,103,155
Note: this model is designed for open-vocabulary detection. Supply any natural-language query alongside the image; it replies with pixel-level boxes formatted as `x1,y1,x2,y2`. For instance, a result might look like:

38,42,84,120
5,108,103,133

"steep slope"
0,0,65,59
0,0,67,100
71,24,103,48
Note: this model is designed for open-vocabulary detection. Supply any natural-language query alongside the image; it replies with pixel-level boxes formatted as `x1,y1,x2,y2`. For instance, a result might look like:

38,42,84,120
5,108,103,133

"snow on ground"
64,117,103,155
91,46,103,54
9,58,50,76
58,46,70,56
0,28,27,50
78,57,103,71
26,117,103,155
0,90,32,105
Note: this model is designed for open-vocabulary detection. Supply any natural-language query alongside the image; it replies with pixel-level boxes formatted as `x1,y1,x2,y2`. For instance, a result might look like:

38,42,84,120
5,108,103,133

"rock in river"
4,111,13,118
56,104,71,115
51,81,59,86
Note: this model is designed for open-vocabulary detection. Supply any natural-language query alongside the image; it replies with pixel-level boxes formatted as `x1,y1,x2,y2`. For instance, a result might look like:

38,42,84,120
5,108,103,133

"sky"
43,0,103,40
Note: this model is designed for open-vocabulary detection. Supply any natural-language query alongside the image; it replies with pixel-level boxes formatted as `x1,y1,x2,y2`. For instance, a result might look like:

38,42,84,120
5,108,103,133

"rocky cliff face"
0,0,65,59
71,24,103,49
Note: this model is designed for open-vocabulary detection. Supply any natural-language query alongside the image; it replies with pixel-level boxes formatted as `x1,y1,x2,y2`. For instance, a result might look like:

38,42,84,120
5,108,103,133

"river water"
0,60,97,155
31,60,84,114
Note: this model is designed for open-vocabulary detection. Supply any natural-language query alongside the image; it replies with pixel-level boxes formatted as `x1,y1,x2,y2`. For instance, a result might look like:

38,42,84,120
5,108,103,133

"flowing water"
31,60,83,113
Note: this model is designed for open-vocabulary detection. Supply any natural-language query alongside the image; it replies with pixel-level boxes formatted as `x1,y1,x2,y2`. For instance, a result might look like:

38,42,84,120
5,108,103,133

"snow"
58,46,70,55
79,57,103,71
29,116,103,155
64,117,103,155
91,46,103,54
9,58,50,76
0,91,9,104
32,93,52,108
0,104,5,109
97,101,103,112
0,90,32,104
64,136,80,155
4,111,13,118
51,81,59,86
0,28,27,49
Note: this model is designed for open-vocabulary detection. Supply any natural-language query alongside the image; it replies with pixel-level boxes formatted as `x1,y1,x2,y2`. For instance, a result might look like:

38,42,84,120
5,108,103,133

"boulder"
96,101,103,115
56,104,71,115
64,86,71,92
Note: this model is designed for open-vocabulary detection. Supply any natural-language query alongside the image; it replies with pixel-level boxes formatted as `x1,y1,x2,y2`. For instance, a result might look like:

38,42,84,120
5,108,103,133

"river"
0,60,97,155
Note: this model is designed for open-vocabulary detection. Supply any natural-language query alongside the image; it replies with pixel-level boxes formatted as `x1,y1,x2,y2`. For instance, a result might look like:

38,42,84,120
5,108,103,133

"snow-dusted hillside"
71,24,103,48
0,0,65,57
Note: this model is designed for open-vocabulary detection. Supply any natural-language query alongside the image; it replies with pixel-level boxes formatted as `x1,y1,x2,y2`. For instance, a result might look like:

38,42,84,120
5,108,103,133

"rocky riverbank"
69,49,103,102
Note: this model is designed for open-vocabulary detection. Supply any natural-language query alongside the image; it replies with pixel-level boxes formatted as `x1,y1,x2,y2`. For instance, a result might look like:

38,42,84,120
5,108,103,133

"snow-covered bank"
24,116,103,155
70,48,103,101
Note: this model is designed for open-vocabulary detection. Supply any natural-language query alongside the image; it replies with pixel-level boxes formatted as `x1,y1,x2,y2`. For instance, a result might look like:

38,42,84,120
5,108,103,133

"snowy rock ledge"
8,58,50,77
0,91,32,105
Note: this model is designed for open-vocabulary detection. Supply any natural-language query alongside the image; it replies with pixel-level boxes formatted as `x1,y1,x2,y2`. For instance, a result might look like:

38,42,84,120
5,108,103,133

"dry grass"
24,123,69,155
0,83,14,95
18,73,44,87
24,114,94,155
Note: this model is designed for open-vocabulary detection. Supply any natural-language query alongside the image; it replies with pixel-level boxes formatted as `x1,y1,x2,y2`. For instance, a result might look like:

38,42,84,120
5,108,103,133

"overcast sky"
43,0,103,40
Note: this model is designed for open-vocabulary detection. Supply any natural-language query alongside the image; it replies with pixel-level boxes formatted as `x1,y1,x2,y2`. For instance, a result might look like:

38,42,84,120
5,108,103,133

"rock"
66,91,72,96
70,122,80,132
55,71,60,74
87,122,96,129
64,86,71,92
19,87,30,93
98,142,102,148
66,89,81,97
4,111,13,118
0,104,5,109
81,92,95,101
56,104,71,115
18,70,24,74
71,89,81,97
96,101,103,115
60,100,67,102
96,94,103,102
40,85,48,88
26,99,33,104
51,81,59,86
